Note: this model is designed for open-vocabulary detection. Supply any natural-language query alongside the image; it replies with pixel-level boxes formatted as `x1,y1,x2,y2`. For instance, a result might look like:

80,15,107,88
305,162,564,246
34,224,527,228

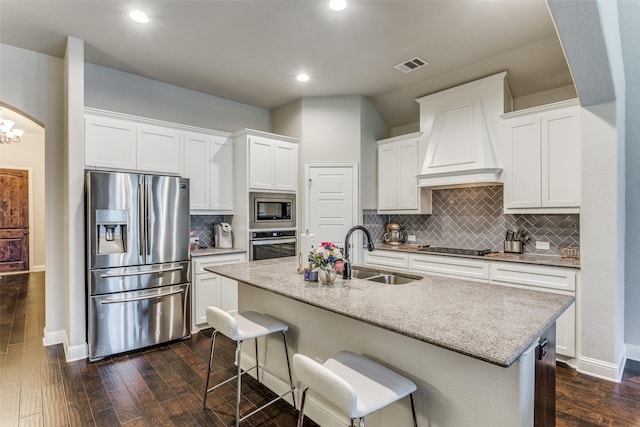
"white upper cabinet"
85,109,183,175
184,132,234,213
503,100,580,213
377,132,431,214
85,114,137,171
137,124,183,175
247,134,298,192
210,138,234,211
273,141,297,192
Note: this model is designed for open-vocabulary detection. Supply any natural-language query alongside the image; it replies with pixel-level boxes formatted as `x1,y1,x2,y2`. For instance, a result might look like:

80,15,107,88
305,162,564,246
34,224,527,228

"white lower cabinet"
192,252,246,331
409,254,489,282
364,251,408,269
489,262,576,358
363,249,577,357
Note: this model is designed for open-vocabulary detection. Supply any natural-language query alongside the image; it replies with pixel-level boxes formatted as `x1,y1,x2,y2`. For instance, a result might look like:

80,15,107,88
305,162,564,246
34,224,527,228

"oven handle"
100,288,184,304
250,238,297,246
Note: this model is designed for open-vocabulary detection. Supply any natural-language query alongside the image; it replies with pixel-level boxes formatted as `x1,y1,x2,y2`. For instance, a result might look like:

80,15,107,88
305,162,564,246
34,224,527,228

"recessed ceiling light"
329,0,347,11
297,74,310,82
129,10,149,24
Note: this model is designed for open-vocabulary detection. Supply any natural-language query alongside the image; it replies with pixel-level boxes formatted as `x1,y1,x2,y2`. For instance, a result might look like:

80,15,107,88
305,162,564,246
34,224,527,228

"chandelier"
0,116,24,144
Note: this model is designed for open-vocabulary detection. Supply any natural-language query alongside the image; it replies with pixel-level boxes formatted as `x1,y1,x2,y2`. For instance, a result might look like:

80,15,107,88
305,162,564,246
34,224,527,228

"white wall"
0,121,46,269
0,43,66,342
513,84,577,111
620,1,640,351
85,63,270,133
360,98,387,210
64,37,87,361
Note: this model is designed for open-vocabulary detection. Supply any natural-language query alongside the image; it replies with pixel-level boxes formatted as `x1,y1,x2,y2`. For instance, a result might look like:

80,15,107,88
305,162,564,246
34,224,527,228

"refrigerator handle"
138,181,145,258
145,181,151,260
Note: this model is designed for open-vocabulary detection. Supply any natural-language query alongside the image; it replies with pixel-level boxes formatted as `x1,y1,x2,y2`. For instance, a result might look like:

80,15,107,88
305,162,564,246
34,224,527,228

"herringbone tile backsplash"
364,185,580,256
190,215,230,248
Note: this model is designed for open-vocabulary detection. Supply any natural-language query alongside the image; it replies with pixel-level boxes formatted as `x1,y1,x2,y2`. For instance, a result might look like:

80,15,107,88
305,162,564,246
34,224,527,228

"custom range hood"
416,72,512,188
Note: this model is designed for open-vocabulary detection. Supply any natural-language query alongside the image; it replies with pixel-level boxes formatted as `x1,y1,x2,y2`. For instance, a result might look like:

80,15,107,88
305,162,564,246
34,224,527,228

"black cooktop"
417,247,493,256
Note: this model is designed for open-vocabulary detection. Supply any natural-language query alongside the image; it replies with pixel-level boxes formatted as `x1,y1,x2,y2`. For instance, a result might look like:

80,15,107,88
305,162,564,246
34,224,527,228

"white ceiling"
0,0,573,128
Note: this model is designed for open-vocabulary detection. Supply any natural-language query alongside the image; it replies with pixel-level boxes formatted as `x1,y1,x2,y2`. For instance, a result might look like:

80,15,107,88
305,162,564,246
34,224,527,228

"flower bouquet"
308,242,343,284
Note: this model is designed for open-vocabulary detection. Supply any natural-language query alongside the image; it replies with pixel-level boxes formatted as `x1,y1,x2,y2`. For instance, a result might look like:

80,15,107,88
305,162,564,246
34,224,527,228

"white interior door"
305,163,358,259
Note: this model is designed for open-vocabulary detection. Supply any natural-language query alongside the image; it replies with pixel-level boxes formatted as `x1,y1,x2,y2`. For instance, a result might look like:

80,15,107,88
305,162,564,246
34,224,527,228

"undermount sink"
367,274,416,285
350,266,421,285
350,268,380,279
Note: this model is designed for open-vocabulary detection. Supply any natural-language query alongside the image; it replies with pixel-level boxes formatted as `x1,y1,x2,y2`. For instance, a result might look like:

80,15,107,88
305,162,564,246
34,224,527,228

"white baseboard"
577,349,626,383
240,354,347,427
32,264,45,272
625,344,640,362
42,327,88,361
42,327,65,346
65,341,89,362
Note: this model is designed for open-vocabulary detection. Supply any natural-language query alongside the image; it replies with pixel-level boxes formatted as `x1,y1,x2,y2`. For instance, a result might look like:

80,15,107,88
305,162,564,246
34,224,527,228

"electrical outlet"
536,241,550,250
407,234,416,242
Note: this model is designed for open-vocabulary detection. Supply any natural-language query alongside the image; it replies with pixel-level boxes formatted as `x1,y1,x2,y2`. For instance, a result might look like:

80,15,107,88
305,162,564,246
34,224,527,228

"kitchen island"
206,257,574,426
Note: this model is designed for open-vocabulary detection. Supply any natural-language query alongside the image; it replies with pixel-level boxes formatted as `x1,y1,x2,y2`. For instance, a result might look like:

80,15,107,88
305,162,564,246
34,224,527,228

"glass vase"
318,268,337,285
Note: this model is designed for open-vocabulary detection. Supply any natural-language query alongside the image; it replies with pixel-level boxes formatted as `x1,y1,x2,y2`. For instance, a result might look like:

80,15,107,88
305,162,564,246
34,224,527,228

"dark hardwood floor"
1,272,639,426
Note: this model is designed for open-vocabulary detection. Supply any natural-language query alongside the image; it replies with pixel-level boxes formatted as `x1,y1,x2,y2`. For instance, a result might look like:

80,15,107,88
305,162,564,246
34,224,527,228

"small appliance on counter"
214,222,233,248
382,223,407,246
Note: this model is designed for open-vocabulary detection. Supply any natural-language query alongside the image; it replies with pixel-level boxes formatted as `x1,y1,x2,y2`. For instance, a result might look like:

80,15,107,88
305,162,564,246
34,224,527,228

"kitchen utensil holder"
504,240,523,254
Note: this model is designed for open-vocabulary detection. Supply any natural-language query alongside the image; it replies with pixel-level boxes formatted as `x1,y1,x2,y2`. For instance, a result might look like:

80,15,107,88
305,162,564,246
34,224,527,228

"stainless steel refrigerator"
86,170,191,361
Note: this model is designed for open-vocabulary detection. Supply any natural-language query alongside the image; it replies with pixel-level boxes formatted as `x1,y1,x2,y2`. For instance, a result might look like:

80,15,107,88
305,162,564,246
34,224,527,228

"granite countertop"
206,257,574,367
190,247,246,257
377,244,581,268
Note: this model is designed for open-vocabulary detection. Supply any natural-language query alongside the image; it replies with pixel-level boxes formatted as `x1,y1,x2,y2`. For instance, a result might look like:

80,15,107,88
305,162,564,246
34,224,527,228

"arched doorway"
0,105,46,274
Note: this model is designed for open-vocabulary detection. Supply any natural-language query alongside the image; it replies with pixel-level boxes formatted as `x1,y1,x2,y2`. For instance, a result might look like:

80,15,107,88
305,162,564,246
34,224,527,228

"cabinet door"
194,274,221,326
184,133,211,210
85,115,137,170
377,143,398,211
396,139,419,209
542,108,580,207
530,287,576,358
274,141,297,192
210,137,234,211
504,116,542,208
137,124,183,175
249,136,275,190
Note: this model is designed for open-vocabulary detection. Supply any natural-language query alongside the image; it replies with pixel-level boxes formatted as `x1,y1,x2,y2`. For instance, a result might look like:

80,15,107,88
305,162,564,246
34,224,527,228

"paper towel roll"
300,231,315,258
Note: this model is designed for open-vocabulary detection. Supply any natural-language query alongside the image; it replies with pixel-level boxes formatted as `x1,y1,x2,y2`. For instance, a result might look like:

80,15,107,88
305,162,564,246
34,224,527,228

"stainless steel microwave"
249,192,296,229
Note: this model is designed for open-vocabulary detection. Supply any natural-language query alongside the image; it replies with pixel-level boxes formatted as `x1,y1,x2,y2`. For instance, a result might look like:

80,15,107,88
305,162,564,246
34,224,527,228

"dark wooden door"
0,169,29,272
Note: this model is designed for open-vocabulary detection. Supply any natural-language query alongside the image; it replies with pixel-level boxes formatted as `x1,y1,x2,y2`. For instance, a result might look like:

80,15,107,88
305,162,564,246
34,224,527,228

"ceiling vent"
394,57,429,73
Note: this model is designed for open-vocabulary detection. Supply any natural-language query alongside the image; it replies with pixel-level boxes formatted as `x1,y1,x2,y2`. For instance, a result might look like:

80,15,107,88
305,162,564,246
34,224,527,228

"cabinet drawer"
489,262,576,292
364,251,409,269
193,253,247,275
409,254,489,281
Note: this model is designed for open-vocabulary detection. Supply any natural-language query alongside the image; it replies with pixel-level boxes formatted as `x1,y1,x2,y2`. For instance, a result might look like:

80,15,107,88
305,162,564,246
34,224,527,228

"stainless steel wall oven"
250,230,297,261
250,192,296,229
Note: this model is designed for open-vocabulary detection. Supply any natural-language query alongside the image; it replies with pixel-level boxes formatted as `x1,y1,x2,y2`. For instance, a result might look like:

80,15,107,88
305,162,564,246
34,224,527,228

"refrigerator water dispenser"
96,209,128,254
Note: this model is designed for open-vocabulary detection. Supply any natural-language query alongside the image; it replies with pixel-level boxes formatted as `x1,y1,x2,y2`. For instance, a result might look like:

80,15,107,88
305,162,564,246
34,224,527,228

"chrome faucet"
342,225,375,279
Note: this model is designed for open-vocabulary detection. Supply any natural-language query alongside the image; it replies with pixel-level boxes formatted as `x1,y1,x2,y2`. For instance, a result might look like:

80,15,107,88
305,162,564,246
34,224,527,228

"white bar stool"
202,306,296,427
293,351,418,427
